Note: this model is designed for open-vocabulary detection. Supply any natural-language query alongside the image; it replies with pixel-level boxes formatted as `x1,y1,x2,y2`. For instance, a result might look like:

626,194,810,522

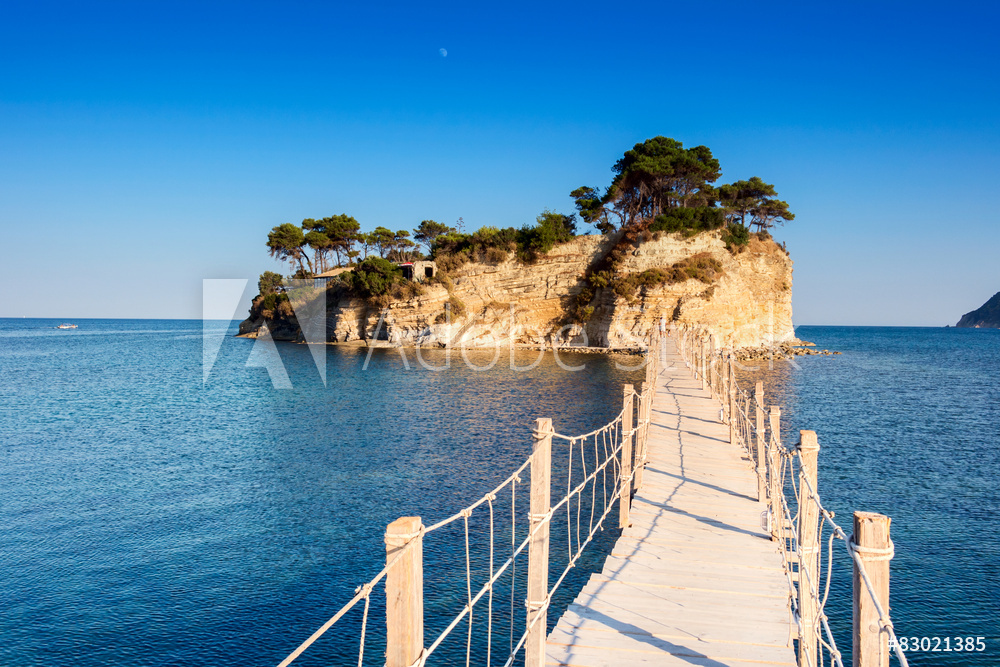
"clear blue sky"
2,0,997,324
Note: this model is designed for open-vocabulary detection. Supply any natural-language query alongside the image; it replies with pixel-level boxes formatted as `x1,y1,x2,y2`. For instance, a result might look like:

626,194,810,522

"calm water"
3,321,998,666
0,318,642,666
736,326,1000,666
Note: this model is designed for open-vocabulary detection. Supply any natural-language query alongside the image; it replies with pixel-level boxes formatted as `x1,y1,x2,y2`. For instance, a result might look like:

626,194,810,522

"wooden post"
699,337,707,391
525,418,553,667
715,339,722,399
619,384,634,529
797,430,820,667
755,382,766,502
728,356,737,445
385,516,424,667
708,340,716,397
853,512,893,667
692,333,698,377
768,406,781,541
635,381,647,490
693,333,699,378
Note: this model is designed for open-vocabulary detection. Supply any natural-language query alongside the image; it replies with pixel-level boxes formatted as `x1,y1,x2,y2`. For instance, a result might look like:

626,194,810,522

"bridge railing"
275,334,664,667
677,326,909,667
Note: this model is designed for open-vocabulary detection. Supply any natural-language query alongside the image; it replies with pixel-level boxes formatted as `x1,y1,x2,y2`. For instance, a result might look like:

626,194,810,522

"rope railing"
676,324,907,667
275,334,664,667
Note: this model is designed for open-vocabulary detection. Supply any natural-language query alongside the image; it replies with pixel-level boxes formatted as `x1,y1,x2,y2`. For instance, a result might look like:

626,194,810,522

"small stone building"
398,261,437,282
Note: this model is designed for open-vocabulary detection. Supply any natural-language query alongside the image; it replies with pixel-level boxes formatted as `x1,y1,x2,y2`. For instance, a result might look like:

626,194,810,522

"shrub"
433,296,466,323
447,295,466,317
258,271,283,296
430,212,575,266
389,280,425,301
434,251,470,273
484,246,509,264
722,223,750,251
675,254,723,283
649,206,725,235
259,292,288,312
517,210,577,262
611,253,724,300
341,257,403,300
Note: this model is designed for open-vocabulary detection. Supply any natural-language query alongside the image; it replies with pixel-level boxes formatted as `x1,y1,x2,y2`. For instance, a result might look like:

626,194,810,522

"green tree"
718,177,795,231
430,231,471,257
343,256,403,298
413,219,454,253
358,232,374,259
389,229,418,261
267,223,312,275
258,271,283,296
323,214,362,266
370,226,396,259
570,186,615,234
609,136,721,225
751,198,795,232
303,228,332,273
518,210,577,260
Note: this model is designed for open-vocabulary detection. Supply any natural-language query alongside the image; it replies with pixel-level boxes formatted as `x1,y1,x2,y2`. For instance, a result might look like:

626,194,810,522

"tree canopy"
413,220,455,253
266,223,311,274
572,136,794,237
322,214,362,267
258,271,283,296
718,177,795,231
570,186,615,234
608,136,721,226
368,226,396,259
340,256,403,298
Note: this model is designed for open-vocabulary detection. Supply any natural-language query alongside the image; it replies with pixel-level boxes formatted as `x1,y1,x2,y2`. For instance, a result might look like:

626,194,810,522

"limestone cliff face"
241,231,795,349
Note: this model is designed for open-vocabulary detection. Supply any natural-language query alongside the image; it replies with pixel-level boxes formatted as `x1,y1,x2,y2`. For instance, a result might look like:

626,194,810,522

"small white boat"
56,324,78,329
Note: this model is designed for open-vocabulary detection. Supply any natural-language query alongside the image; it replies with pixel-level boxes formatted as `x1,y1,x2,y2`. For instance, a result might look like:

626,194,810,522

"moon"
439,48,447,57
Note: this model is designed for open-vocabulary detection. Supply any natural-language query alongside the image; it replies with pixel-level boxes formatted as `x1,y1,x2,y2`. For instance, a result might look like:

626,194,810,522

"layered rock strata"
240,231,796,350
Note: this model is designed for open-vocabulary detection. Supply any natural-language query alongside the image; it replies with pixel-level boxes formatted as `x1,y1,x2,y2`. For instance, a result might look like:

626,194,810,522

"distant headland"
955,292,1000,328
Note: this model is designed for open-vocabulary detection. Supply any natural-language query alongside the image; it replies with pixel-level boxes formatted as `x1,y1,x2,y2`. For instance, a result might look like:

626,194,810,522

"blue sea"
0,319,640,666
735,326,1000,666
1,320,997,666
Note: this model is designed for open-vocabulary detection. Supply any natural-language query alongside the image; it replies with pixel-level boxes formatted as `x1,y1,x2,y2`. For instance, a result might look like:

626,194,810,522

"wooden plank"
547,627,796,664
545,643,794,666
554,604,792,646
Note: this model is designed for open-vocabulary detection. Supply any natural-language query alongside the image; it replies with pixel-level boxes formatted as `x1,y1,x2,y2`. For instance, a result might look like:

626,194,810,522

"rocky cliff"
956,292,1000,328
240,230,795,349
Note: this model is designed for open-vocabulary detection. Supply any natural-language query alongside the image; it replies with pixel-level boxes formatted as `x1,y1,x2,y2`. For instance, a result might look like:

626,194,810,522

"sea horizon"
2,321,997,665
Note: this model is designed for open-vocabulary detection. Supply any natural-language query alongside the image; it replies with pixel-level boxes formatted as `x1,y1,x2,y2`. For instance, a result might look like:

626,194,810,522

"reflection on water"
0,319,643,666
735,326,1000,667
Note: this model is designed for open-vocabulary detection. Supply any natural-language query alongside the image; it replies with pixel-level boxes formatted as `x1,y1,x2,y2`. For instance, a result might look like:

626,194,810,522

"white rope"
281,333,907,667
486,493,494,667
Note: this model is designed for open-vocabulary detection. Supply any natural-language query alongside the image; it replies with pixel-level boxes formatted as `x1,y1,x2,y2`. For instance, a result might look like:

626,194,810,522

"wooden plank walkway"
545,338,796,667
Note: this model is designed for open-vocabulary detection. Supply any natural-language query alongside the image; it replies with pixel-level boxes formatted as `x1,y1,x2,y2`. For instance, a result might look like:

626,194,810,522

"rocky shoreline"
735,341,841,361
240,326,835,361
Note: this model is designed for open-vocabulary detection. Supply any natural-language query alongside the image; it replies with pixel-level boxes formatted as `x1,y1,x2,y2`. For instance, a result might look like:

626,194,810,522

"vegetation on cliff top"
251,135,795,323
570,137,794,239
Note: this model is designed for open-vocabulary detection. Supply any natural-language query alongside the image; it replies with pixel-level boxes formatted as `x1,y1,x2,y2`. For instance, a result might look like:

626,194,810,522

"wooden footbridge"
276,331,909,667
544,340,795,666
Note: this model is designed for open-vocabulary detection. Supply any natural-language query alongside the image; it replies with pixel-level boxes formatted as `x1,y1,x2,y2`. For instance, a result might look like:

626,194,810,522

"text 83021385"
889,636,986,652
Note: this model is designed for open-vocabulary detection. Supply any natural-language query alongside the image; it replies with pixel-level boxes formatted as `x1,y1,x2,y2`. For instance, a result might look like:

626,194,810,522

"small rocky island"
955,291,1000,328
242,136,802,350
